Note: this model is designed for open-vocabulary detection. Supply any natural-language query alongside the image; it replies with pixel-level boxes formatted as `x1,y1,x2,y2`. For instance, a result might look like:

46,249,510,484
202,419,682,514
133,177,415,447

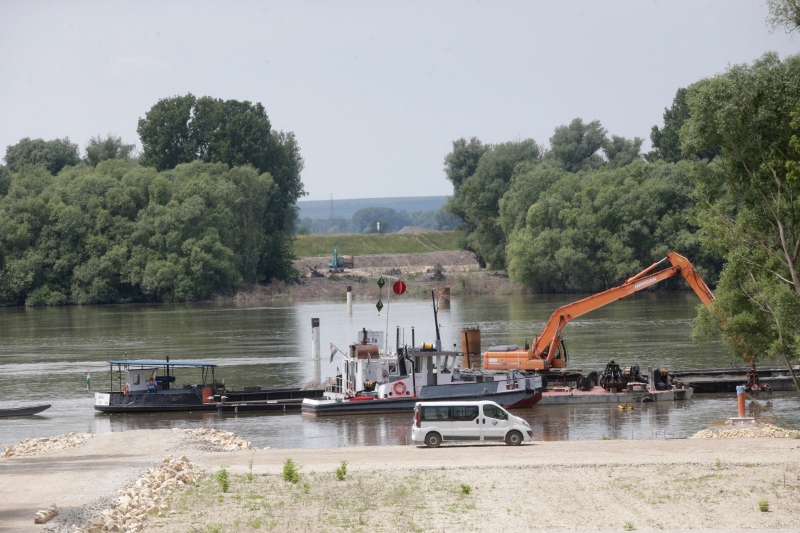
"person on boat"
86,371,91,390
147,374,156,394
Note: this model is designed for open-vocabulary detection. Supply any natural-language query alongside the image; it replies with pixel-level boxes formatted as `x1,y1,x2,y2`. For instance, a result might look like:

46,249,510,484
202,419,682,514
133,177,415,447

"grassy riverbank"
293,232,461,257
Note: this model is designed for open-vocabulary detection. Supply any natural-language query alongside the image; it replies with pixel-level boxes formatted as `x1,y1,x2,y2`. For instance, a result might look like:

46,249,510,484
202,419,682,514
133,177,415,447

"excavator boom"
483,252,714,371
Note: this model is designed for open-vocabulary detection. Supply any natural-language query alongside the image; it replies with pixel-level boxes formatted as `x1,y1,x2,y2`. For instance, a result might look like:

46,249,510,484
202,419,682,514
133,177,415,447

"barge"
94,359,323,413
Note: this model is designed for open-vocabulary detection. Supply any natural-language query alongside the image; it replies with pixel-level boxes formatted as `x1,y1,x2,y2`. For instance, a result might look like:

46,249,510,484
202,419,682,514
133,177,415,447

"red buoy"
392,280,406,295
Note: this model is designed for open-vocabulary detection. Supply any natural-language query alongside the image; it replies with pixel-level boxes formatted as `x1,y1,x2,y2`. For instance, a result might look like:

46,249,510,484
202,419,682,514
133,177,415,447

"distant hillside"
298,196,448,220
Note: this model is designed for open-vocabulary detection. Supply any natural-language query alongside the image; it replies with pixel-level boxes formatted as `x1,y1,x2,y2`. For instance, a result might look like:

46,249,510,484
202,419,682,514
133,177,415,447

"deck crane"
483,252,715,371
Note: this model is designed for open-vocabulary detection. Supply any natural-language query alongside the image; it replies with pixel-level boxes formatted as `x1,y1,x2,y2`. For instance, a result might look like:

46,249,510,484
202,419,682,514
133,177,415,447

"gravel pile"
1,432,95,458
71,455,205,533
183,428,252,451
691,423,800,439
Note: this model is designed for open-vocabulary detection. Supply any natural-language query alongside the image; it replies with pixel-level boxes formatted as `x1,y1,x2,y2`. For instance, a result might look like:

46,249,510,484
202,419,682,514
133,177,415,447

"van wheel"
505,430,523,446
424,432,442,448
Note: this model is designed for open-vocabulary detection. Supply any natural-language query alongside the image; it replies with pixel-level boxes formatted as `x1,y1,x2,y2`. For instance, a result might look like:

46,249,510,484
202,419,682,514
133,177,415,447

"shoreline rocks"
1,432,95,459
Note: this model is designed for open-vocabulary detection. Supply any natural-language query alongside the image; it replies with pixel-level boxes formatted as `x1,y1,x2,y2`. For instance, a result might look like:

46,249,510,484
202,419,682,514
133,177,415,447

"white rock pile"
79,455,205,533
183,428,252,450
1,432,94,458
691,423,800,439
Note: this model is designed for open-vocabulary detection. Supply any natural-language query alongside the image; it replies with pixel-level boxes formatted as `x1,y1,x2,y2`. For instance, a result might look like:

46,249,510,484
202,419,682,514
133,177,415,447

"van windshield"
483,404,508,420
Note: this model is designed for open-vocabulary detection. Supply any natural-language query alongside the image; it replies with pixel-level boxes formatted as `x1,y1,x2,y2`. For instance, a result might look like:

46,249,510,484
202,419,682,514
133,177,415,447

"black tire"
505,430,523,446
424,432,442,448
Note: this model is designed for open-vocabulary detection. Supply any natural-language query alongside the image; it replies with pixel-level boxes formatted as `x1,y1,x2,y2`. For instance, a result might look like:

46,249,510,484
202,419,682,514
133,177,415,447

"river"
2,292,798,448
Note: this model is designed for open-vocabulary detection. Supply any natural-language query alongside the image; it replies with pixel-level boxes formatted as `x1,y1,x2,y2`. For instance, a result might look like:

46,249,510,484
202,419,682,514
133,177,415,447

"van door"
480,403,511,441
450,404,480,441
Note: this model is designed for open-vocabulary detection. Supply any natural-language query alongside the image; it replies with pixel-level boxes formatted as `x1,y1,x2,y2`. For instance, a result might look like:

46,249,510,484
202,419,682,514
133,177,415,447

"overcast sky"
1,1,798,201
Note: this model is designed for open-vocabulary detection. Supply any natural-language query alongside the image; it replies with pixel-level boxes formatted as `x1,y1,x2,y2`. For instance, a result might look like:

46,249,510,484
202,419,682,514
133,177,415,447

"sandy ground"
2,430,800,532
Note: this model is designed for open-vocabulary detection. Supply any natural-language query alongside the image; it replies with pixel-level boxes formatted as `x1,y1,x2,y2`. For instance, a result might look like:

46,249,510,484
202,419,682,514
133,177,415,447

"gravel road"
2,429,799,532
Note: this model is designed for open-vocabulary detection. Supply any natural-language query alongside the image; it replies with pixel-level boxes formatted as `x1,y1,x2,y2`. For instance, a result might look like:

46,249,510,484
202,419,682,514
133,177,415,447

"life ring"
123,384,129,395
393,381,407,396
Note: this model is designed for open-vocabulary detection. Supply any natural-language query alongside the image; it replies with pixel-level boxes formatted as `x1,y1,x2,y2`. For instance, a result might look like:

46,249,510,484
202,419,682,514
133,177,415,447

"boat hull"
0,404,51,417
95,387,325,414
302,387,536,416
94,389,210,413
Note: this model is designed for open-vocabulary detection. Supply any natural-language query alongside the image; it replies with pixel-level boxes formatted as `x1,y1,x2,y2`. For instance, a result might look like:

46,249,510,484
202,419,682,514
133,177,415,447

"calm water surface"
2,292,798,447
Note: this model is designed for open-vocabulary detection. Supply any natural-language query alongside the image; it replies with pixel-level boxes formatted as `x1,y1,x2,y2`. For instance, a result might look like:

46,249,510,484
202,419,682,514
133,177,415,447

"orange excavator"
483,252,715,371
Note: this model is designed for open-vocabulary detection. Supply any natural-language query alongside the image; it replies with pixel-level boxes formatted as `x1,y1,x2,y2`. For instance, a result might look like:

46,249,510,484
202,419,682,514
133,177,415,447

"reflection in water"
1,294,799,448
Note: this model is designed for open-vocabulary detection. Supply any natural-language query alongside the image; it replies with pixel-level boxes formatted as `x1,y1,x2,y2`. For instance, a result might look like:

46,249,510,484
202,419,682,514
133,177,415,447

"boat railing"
325,376,357,396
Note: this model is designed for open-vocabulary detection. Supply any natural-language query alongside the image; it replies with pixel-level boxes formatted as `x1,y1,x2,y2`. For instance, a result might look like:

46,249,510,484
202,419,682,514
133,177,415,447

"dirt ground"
292,250,481,278
3,429,800,532
230,251,517,301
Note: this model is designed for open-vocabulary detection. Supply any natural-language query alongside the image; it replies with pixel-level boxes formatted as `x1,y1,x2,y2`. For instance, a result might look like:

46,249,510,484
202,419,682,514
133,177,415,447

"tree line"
444,46,800,375
298,206,459,235
0,95,303,305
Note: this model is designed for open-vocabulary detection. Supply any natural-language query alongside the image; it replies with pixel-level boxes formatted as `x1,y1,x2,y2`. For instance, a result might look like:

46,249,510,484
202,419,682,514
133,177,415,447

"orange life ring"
393,381,407,396
123,384,130,395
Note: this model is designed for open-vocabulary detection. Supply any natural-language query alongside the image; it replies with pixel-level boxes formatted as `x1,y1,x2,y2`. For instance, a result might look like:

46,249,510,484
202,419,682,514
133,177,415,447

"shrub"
335,460,348,481
283,458,301,484
215,468,230,493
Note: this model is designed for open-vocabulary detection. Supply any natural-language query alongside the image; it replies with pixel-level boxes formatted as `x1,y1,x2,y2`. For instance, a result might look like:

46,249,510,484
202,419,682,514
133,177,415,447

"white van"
411,400,533,447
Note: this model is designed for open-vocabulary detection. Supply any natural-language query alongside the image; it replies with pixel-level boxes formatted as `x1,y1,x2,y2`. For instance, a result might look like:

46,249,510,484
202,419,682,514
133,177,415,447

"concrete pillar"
311,318,320,361
347,285,352,315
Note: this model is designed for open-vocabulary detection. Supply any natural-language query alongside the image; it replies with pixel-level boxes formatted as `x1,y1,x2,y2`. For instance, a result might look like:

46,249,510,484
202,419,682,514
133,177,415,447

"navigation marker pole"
311,318,321,383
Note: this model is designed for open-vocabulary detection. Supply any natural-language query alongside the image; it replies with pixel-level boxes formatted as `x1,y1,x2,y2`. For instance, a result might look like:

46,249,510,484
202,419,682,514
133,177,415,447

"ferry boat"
94,359,323,413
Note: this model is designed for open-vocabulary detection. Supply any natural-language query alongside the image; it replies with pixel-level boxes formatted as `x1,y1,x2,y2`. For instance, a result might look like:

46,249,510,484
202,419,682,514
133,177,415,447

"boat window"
451,405,478,421
483,404,508,421
133,374,140,385
421,406,450,421
388,363,397,375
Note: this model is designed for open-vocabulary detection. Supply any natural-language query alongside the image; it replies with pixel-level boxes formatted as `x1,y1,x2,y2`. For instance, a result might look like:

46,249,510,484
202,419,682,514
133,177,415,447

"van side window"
483,404,508,420
451,405,478,421
422,406,450,421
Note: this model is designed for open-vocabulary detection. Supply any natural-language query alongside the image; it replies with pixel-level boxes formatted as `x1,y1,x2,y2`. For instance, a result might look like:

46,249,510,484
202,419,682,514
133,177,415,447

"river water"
2,292,798,448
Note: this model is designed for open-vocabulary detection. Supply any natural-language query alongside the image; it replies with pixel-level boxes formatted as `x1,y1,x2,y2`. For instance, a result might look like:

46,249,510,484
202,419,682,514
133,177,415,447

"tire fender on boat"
123,384,129,395
393,381,407,396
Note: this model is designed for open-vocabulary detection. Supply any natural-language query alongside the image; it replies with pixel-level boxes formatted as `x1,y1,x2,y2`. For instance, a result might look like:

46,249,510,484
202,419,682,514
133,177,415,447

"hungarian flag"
330,343,341,363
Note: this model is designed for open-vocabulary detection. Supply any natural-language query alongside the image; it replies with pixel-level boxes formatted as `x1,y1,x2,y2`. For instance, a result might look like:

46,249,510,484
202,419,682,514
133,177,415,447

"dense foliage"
440,119,702,284
0,94,304,306
0,160,289,305
683,52,800,380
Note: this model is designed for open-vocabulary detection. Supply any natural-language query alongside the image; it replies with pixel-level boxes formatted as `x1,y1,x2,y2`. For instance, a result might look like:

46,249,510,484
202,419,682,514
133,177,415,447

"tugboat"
302,293,544,416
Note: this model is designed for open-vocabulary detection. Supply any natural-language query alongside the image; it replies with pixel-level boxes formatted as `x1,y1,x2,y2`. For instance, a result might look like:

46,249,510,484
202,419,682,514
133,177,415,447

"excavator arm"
483,252,714,371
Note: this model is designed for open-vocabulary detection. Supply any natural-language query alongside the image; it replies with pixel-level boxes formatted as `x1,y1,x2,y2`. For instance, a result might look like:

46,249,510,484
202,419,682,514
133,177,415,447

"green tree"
137,94,198,170
85,134,135,167
603,135,643,169
544,118,607,172
443,137,488,229
350,207,411,233
504,160,717,293
647,88,690,163
682,52,800,390
766,0,800,33
457,140,541,268
4,137,80,175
